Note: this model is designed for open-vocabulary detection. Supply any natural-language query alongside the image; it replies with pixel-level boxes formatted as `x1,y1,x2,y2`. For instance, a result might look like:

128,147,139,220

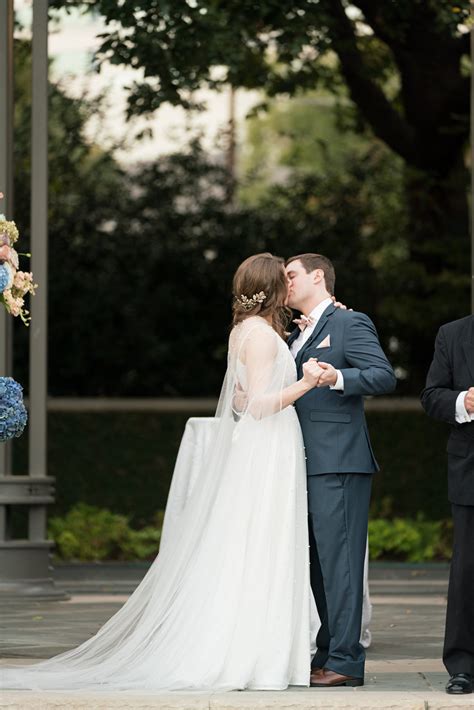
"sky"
15,0,260,165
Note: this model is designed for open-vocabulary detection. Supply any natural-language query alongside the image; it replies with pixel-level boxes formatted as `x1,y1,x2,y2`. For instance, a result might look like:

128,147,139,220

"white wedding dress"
1,317,312,691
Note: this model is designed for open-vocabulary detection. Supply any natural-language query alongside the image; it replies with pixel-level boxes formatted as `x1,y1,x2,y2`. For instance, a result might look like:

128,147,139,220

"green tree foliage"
50,0,472,385
12,57,405,395
15,120,406,393
14,35,403,395
239,94,369,202
13,39,126,391
240,95,414,375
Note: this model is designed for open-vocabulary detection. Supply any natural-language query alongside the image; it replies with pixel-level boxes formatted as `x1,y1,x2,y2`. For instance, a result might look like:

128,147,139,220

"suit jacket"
420,315,474,505
289,304,397,475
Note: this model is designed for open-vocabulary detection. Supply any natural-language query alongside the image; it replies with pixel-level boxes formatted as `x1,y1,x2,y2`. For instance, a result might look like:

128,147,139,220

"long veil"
1,317,310,691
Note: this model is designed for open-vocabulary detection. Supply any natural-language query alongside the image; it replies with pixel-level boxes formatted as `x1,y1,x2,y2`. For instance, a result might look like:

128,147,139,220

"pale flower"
0,244,19,270
2,289,23,317
0,245,11,262
9,247,19,270
0,220,18,242
0,213,35,325
13,271,35,296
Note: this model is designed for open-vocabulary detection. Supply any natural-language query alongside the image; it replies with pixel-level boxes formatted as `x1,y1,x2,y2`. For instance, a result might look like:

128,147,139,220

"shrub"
368,516,453,562
49,504,453,563
48,504,163,561
13,411,452,526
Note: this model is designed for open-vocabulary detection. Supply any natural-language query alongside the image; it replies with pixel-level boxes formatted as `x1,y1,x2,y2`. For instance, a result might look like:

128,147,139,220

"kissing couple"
1,252,396,693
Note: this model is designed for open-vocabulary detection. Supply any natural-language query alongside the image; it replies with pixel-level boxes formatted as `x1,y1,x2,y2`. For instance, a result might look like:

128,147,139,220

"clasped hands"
302,358,338,388
232,357,339,414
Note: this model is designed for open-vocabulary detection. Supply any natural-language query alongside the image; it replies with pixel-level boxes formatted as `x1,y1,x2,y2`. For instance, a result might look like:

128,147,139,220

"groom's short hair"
286,253,336,295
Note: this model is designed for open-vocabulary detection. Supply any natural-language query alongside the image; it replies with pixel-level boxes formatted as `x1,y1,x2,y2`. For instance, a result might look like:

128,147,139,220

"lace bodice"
230,317,297,394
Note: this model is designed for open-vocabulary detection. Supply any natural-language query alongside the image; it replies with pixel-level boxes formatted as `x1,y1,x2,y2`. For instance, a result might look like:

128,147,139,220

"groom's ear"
313,269,324,284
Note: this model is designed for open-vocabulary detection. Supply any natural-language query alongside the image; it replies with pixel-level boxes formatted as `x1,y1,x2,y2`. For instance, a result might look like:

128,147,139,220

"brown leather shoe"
310,668,364,687
309,668,322,684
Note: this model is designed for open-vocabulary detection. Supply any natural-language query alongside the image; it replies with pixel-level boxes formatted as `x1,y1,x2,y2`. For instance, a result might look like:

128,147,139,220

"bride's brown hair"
232,253,292,339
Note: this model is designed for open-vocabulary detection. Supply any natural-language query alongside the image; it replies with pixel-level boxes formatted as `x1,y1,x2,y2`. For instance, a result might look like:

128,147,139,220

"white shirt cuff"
330,370,344,391
455,391,473,424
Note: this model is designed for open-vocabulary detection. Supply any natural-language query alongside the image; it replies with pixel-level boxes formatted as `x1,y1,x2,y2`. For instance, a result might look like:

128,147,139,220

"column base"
0,540,69,600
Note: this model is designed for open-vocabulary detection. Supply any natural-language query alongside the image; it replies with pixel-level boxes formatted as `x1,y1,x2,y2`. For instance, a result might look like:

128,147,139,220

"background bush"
47,503,452,562
10,408,451,563
13,410,451,525
48,504,163,561
368,517,452,562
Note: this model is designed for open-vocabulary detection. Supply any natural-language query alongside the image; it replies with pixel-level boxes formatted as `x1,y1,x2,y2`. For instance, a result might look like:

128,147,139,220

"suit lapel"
462,316,474,381
287,326,300,350
296,303,336,367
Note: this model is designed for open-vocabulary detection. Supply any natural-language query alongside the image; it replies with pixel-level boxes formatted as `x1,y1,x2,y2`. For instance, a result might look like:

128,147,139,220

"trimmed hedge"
13,411,451,524
368,411,450,520
49,504,164,561
47,503,453,562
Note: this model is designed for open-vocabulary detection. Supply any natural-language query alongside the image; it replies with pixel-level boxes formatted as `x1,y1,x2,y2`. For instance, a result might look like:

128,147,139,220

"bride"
1,253,324,692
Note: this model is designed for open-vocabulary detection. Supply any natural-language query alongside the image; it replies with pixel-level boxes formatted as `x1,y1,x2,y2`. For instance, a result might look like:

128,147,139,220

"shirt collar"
307,297,333,327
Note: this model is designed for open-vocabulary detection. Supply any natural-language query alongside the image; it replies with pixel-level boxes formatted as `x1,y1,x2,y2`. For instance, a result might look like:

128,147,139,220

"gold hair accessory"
236,291,267,311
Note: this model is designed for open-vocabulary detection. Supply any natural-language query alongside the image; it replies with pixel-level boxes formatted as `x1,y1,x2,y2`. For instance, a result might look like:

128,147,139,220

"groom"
286,253,396,687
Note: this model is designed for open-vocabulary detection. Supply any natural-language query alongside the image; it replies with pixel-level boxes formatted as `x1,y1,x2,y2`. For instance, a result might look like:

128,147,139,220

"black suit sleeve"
420,326,461,425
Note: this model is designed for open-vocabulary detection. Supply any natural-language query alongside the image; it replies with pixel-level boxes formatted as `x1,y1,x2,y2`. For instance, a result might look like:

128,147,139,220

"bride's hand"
332,295,353,311
302,358,323,388
232,382,248,413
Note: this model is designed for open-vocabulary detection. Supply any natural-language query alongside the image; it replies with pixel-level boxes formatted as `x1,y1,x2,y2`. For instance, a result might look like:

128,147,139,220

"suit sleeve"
420,327,460,425
339,312,397,396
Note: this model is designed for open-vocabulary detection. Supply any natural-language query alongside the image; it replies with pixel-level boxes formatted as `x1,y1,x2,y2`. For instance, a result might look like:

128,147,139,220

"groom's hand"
316,362,338,387
465,387,474,414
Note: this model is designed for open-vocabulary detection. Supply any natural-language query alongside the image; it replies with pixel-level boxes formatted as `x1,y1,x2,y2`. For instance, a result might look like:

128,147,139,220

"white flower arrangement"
0,192,37,325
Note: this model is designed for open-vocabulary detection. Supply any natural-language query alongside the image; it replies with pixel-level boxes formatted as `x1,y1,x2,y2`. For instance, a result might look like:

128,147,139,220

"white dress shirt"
455,391,474,424
290,297,344,391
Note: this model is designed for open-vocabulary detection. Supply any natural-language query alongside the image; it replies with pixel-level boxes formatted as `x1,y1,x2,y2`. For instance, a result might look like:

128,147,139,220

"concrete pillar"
0,0,14,480
0,0,66,599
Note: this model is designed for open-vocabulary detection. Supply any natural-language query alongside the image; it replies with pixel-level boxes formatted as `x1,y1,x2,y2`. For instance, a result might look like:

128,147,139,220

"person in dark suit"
286,253,396,688
421,315,474,695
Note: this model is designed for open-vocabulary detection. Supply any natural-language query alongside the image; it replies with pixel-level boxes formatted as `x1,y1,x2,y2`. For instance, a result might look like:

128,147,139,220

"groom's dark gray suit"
288,303,396,679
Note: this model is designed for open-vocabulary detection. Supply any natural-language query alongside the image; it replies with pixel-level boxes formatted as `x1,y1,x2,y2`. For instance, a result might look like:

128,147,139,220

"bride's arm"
244,329,322,418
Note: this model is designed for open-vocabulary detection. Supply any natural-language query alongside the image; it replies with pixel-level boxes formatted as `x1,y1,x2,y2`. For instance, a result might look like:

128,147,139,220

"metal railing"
39,396,423,413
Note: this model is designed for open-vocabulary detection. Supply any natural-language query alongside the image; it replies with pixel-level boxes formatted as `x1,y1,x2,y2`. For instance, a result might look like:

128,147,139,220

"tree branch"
320,0,416,162
459,30,471,57
353,0,402,48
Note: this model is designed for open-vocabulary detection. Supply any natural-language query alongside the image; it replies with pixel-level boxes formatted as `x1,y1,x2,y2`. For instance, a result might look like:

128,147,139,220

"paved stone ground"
1,564,473,708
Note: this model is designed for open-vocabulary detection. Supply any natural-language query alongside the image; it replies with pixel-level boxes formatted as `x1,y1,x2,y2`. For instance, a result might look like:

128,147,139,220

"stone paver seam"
419,671,435,691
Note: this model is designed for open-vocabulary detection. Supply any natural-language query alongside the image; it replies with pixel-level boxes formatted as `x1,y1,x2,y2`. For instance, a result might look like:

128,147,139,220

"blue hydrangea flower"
0,264,10,293
0,377,28,441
